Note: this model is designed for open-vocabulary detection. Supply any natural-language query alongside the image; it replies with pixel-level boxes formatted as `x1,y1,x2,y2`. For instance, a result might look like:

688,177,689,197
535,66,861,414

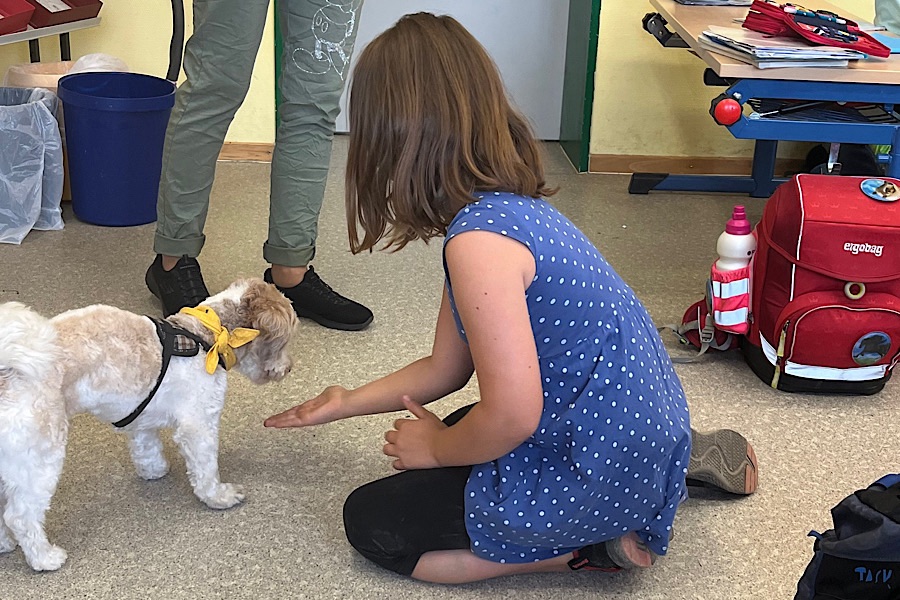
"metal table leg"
749,139,780,197
889,126,900,179
29,39,40,63
60,33,71,61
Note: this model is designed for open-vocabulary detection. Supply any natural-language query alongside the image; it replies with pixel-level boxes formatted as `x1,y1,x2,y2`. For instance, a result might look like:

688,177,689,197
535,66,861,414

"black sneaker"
145,254,211,317
264,266,373,331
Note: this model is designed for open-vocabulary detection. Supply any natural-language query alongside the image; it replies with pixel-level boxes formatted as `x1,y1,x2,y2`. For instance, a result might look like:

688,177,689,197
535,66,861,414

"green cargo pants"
154,0,364,266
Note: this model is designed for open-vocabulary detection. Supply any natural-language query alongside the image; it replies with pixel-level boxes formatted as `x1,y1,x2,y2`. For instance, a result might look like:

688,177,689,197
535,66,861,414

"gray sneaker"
687,428,759,495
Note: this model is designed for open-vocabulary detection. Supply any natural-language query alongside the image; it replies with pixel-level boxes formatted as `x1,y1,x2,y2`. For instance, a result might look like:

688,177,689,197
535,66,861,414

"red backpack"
742,175,900,394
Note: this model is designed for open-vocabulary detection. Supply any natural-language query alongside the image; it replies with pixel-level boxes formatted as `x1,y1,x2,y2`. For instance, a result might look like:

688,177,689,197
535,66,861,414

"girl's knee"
342,484,418,576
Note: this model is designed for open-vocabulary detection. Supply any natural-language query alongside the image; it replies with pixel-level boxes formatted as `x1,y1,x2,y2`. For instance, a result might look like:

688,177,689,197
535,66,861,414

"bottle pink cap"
725,205,752,235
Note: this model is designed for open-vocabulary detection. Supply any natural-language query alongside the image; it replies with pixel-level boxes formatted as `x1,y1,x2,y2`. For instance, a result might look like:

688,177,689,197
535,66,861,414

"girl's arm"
339,286,475,415
388,230,544,467
265,287,474,427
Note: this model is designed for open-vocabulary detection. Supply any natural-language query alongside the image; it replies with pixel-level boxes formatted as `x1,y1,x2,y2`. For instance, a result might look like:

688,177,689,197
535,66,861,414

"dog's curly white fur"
0,279,297,571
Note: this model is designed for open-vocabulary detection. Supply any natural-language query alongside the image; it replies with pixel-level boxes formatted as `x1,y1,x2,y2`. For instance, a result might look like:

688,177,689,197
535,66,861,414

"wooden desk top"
650,0,900,84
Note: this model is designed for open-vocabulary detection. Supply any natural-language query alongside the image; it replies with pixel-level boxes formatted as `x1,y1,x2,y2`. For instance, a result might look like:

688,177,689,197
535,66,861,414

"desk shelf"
725,78,900,146
0,16,99,62
0,16,100,48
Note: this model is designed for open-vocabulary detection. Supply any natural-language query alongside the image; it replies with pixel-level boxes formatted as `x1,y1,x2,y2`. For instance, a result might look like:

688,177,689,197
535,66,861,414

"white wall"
335,0,570,140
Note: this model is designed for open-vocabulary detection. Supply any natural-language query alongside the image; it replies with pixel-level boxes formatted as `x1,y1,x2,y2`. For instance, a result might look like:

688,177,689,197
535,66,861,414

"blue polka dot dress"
443,192,691,564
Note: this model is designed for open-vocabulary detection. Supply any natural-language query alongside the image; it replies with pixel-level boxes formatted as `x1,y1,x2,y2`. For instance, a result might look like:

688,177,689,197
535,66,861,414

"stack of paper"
700,25,868,68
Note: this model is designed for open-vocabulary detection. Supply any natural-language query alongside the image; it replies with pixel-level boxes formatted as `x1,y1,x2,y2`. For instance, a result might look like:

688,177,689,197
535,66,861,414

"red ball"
713,98,742,126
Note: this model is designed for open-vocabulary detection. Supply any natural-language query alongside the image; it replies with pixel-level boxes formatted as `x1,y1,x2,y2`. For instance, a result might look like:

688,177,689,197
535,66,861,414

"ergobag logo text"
844,242,884,257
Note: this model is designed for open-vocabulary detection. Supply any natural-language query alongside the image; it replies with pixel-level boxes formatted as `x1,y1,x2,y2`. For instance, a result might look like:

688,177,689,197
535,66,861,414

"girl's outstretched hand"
264,385,349,428
383,396,447,470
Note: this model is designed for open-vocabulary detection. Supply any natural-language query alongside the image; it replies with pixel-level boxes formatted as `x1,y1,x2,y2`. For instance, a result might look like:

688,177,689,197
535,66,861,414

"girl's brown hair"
345,12,555,253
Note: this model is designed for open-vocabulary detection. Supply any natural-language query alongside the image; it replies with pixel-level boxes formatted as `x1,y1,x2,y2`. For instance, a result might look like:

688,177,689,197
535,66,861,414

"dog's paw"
27,545,67,571
136,462,170,481
202,484,245,510
0,535,17,554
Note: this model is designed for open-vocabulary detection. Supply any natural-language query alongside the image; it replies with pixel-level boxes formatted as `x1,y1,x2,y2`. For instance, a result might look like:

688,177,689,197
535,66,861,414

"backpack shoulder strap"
857,477,900,524
660,305,736,364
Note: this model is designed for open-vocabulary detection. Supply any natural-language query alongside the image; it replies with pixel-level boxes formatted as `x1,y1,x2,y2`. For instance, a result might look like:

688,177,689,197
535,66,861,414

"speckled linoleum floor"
0,137,896,599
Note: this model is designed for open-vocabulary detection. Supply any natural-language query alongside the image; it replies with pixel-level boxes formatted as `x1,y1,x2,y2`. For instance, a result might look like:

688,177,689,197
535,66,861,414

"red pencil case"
743,0,890,58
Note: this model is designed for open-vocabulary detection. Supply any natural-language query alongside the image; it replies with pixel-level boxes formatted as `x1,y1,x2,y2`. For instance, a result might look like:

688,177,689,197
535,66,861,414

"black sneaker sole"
686,429,758,495
294,307,373,331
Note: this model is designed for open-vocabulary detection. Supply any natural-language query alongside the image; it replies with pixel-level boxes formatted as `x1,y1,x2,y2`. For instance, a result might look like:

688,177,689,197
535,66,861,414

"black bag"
796,475,900,599
804,143,881,176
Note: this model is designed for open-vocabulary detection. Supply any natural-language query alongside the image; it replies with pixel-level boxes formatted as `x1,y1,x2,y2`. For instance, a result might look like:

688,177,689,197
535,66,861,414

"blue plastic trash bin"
57,72,175,226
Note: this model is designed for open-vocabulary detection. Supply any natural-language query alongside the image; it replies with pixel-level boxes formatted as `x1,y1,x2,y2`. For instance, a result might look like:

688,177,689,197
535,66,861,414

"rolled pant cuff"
263,242,315,267
154,232,206,259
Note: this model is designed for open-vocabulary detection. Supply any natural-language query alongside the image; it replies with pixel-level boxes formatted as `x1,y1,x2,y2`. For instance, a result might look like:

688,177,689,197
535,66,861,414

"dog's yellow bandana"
178,306,260,374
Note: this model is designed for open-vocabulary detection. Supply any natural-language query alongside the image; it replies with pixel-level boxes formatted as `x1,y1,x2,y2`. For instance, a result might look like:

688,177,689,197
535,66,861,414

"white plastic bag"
3,61,73,94
0,88,64,244
1,54,129,92
3,53,129,140
68,53,129,75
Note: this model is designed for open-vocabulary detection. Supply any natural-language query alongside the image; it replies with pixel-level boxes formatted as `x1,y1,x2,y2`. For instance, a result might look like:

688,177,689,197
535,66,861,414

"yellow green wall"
0,0,275,143
590,0,876,159
0,1,878,154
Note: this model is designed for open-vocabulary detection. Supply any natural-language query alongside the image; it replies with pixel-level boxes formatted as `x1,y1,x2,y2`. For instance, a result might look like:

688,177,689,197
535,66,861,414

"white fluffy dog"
0,302,68,572
0,279,297,571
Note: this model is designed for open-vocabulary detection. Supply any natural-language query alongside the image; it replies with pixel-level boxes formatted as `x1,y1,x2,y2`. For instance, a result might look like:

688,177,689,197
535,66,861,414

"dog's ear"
239,279,298,340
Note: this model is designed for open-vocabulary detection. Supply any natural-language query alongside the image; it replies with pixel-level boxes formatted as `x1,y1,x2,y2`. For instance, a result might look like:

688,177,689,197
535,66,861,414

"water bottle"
715,205,756,271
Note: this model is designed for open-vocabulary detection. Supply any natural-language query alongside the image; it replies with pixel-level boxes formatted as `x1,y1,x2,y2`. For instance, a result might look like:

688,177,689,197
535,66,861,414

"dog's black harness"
112,317,216,428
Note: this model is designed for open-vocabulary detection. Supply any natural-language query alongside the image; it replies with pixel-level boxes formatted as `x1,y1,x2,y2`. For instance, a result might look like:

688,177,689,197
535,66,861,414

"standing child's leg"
154,0,270,260
147,0,270,316
264,0,372,330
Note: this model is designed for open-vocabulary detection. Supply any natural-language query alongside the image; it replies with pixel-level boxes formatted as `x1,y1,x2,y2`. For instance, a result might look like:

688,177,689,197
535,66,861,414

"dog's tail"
0,301,58,385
